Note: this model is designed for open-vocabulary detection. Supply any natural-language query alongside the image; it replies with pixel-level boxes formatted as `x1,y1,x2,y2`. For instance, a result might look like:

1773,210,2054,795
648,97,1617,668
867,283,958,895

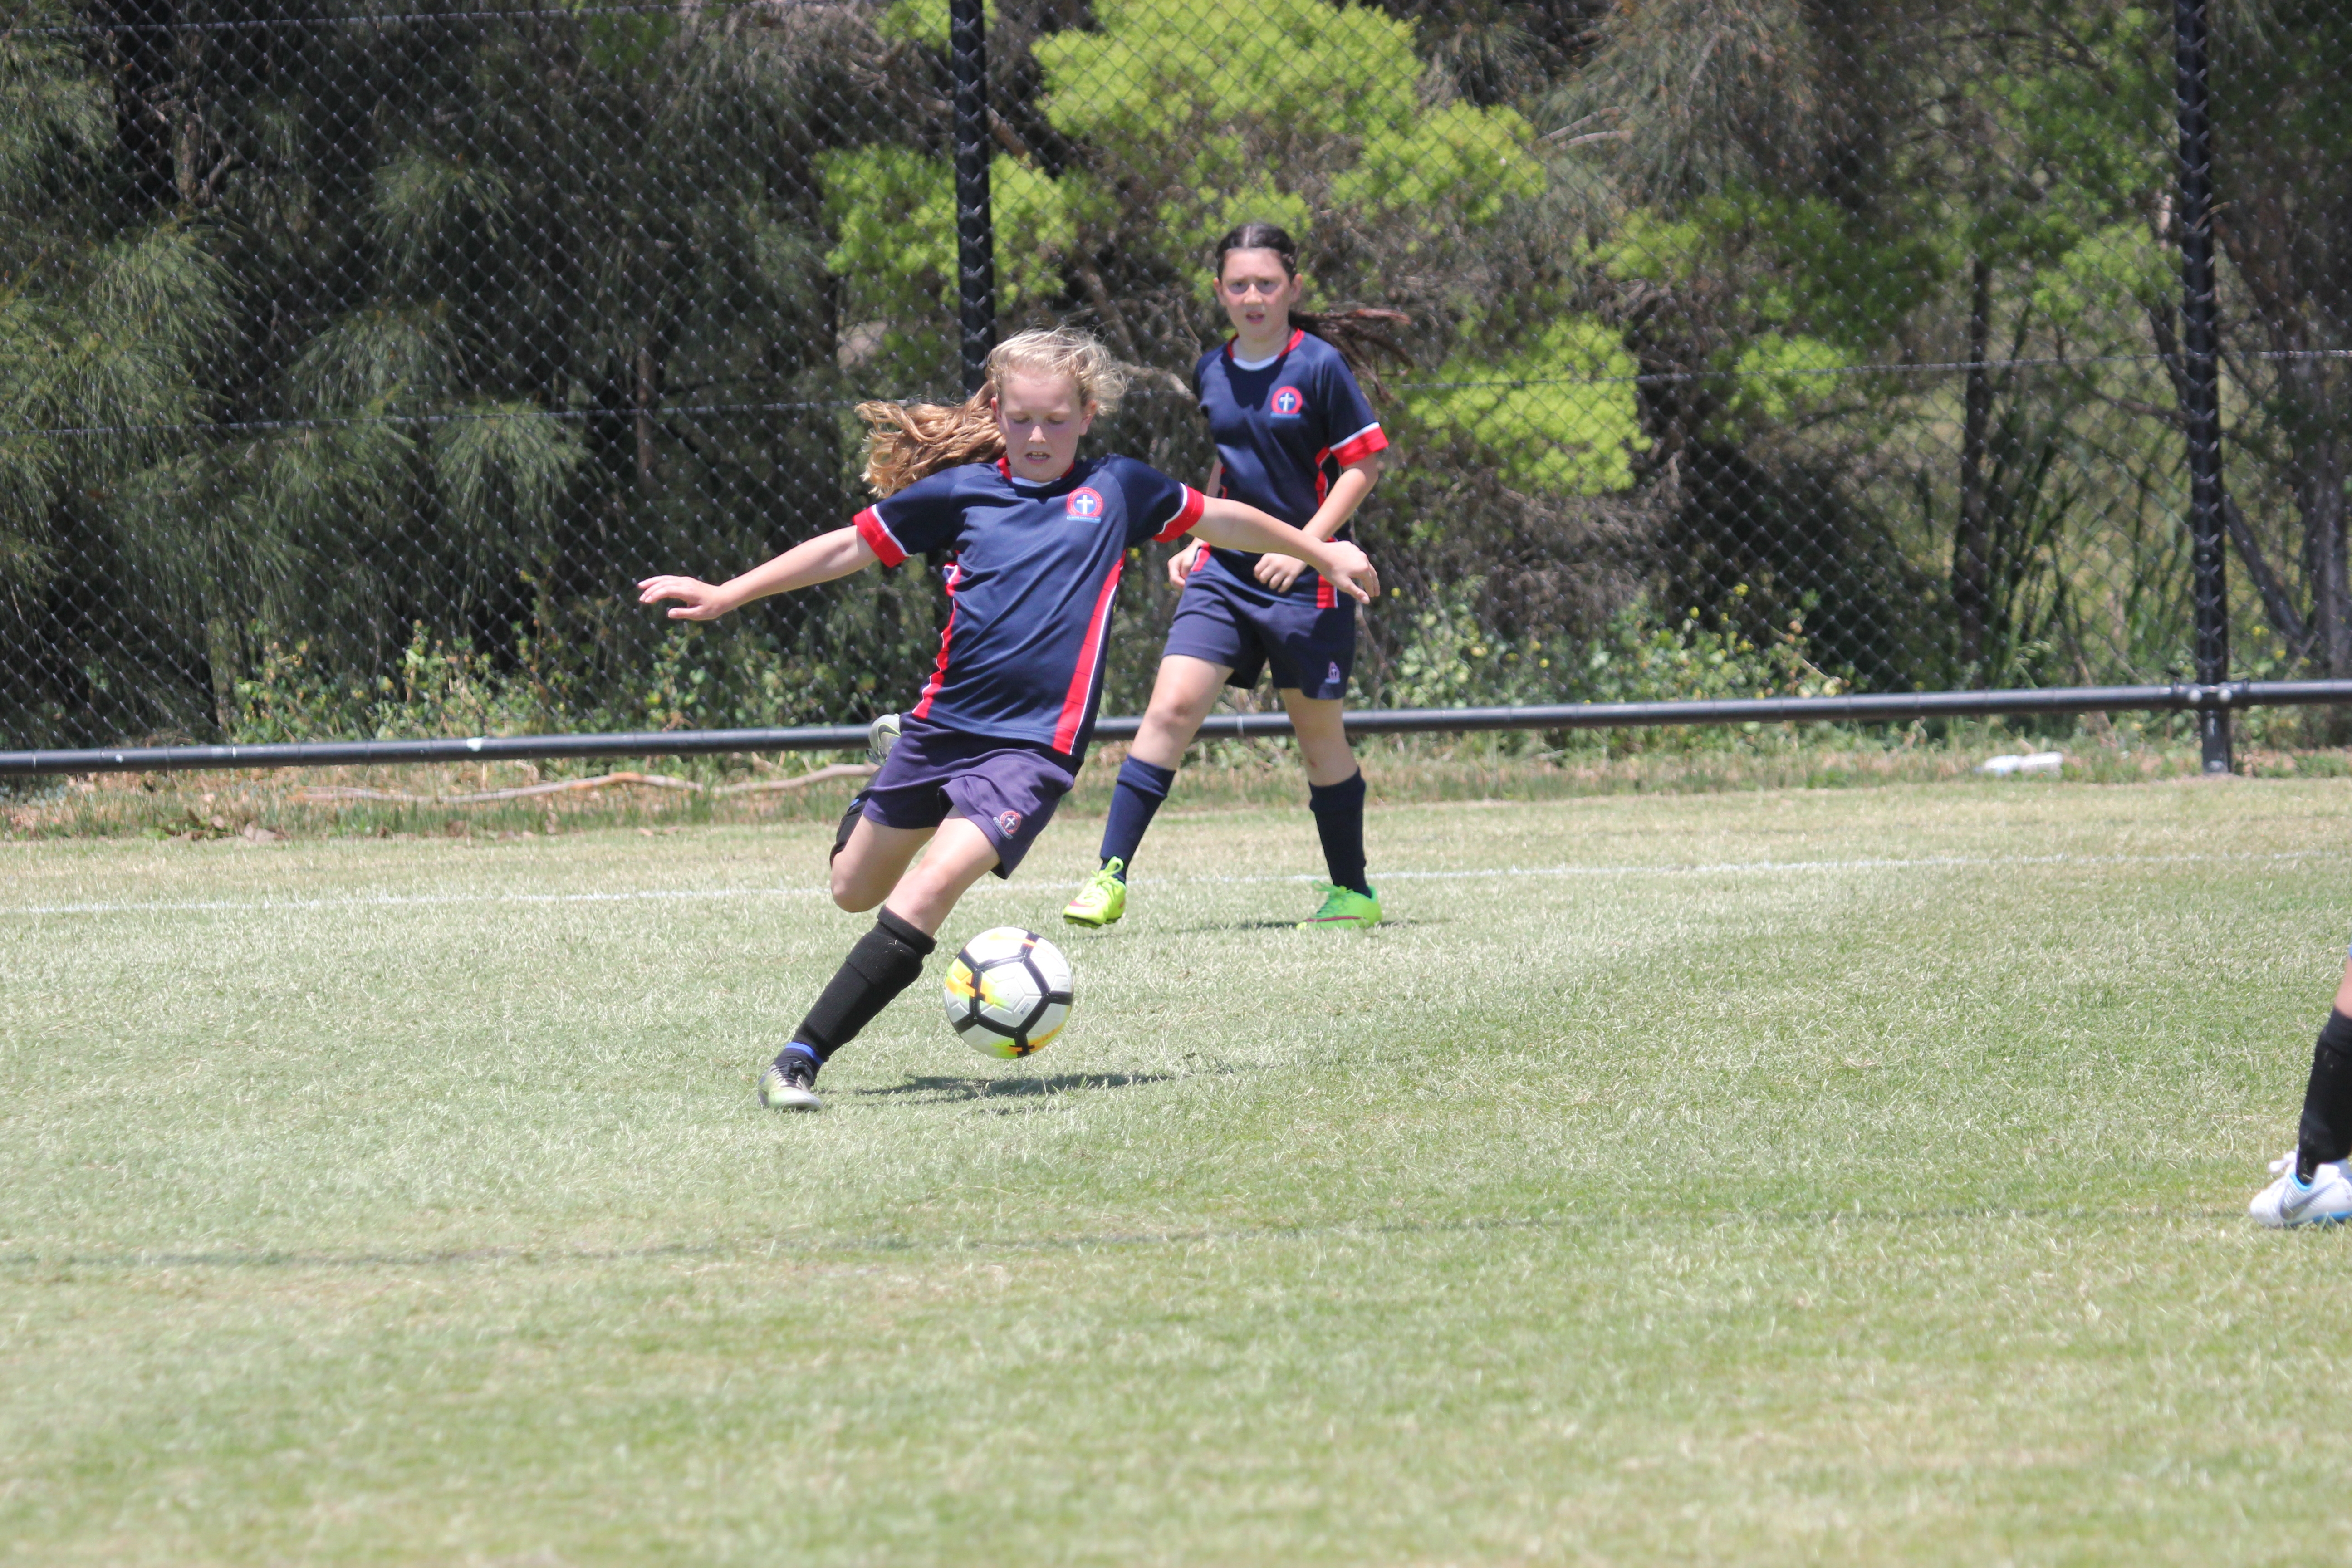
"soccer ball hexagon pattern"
943,927,1074,1058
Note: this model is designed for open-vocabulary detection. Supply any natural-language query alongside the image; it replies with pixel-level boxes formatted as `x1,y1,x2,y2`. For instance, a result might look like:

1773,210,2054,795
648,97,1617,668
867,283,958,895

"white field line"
3,847,2342,919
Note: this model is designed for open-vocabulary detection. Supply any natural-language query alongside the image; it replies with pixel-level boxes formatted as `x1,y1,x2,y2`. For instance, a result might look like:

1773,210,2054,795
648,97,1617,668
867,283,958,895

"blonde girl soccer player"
637,328,1378,1111
1062,222,1408,933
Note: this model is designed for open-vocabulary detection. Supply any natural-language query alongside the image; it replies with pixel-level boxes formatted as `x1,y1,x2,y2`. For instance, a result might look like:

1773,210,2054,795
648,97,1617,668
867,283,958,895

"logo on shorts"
1327,661,1343,684
1066,487,1105,519
996,809,1024,835
1269,386,1307,419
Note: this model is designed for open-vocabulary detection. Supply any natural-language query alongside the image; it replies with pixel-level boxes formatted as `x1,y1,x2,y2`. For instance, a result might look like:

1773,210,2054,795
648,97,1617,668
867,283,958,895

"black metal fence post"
951,0,995,396
2175,0,2232,774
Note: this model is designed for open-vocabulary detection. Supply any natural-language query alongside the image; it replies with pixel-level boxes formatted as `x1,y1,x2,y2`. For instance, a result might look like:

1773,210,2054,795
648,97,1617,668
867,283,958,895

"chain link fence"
2,0,2344,756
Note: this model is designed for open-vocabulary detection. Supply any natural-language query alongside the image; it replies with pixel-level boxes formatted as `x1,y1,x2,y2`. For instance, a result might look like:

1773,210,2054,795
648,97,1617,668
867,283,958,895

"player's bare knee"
1157,691,1219,740
1145,692,1200,730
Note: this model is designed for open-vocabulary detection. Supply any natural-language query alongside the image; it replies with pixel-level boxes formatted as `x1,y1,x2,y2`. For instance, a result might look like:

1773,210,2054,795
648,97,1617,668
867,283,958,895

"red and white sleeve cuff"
1152,485,1208,543
853,506,906,568
1330,424,1389,468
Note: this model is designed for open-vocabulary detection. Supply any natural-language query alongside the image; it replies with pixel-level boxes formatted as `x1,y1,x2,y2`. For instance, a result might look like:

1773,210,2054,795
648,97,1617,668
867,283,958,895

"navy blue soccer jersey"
1194,327,1387,604
853,455,1205,755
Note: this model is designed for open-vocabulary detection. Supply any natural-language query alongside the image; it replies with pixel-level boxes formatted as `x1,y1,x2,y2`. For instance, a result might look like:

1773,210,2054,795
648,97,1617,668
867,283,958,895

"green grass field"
7,777,2352,1564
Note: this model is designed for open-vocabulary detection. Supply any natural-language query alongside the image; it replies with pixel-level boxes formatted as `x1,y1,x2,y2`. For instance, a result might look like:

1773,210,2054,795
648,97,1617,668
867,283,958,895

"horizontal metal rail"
8,681,2352,778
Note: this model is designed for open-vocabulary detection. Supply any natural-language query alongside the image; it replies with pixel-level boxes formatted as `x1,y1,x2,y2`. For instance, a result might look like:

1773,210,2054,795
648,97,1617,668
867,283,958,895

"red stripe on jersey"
1330,423,1389,467
1152,485,1207,543
853,506,906,570
1302,446,1344,604
1052,557,1125,753
911,563,962,720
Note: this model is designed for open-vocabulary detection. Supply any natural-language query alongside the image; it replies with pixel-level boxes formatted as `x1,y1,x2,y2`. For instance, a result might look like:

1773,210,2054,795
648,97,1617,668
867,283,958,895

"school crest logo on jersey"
1066,487,1105,519
1327,662,1344,685
1269,386,1307,419
996,809,1024,836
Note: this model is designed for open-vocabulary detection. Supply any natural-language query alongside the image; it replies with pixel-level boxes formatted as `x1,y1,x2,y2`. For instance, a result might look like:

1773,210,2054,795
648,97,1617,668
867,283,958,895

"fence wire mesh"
1,0,2344,750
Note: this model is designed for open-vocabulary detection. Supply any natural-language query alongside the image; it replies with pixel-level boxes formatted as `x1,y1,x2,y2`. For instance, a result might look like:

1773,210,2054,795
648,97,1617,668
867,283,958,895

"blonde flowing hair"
857,326,1131,497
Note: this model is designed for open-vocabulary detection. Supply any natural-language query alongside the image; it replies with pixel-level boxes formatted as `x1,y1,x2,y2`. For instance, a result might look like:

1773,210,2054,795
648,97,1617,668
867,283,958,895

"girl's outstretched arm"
1191,498,1381,603
637,525,878,621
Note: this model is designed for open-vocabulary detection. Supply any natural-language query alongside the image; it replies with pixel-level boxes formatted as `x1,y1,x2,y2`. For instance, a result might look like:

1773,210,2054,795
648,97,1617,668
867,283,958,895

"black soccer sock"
2296,1009,2352,1179
1098,757,1176,878
1308,769,1370,897
792,907,936,1062
830,790,871,862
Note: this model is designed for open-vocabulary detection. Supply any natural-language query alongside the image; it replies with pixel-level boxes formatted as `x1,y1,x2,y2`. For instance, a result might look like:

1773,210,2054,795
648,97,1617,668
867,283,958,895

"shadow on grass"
1161,917,1437,933
852,1071,1177,1103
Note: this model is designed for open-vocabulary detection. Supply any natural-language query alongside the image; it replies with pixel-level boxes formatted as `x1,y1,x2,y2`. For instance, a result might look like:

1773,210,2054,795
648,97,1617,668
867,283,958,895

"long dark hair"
1213,222,1412,399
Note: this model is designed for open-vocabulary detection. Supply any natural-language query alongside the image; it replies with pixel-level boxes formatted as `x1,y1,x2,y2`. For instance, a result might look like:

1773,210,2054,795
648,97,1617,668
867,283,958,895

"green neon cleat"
1063,859,1128,928
1298,882,1381,931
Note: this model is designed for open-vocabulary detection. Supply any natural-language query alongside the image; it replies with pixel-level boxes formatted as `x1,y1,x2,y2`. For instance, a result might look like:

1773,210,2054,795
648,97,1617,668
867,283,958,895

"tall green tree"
5,0,916,746
1546,0,2185,688
2,10,229,739
2202,0,2352,677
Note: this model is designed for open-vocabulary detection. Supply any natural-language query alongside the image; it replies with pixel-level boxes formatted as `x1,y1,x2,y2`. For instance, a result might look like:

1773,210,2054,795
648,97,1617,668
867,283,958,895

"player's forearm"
1193,500,1357,579
1300,457,1379,543
714,527,875,610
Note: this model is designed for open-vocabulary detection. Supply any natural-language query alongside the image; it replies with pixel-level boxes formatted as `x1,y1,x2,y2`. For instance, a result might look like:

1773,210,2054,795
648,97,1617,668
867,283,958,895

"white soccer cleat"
757,1057,822,1112
867,712,902,767
2249,1150,2352,1227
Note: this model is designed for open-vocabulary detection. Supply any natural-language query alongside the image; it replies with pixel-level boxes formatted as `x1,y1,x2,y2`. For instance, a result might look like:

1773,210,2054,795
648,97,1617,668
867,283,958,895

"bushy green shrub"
1377,583,1839,712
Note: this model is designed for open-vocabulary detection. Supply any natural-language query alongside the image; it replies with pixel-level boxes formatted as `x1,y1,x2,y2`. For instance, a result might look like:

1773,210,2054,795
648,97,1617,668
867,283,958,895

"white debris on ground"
1977,752,2066,776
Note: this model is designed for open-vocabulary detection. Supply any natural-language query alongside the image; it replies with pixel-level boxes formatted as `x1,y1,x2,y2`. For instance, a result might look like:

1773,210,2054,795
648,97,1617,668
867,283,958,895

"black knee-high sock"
792,908,936,1062
1308,770,1370,897
2297,1009,2352,1178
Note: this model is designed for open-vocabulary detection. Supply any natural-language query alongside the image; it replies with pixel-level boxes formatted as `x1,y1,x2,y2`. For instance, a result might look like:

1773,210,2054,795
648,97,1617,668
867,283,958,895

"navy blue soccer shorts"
860,715,1076,877
1162,554,1356,701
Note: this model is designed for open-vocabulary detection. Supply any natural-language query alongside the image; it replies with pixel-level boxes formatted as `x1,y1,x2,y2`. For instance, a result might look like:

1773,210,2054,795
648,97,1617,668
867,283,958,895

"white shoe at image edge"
2249,1151,2352,1228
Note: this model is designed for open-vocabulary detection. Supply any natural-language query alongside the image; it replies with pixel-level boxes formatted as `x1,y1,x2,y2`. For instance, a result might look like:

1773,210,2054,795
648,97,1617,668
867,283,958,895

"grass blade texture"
3,779,2348,1563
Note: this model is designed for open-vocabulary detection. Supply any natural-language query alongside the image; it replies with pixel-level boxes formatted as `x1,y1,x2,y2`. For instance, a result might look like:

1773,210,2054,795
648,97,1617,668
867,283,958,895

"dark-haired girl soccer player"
2249,954,2352,1225
1062,222,1408,933
637,327,1379,1112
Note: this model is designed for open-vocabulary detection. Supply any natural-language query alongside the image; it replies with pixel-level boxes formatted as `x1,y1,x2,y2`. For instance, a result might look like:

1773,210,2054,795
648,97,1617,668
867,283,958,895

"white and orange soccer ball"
943,927,1073,1058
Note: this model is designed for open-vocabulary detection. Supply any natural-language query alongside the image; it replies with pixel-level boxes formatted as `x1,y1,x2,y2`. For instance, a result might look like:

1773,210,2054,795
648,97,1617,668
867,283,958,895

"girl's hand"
1253,553,1307,593
1166,540,1204,588
1314,542,1381,605
637,576,736,621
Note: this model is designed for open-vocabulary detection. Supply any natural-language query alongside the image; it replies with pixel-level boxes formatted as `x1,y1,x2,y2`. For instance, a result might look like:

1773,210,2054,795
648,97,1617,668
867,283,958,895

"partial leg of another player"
760,816,1003,1112
1282,687,1379,931
2250,955,2352,1225
1064,653,1230,928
